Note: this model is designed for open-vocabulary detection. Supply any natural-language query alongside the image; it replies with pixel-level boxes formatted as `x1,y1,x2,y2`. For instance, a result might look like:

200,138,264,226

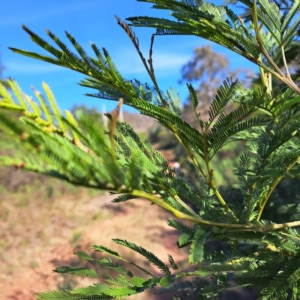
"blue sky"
1,0,258,113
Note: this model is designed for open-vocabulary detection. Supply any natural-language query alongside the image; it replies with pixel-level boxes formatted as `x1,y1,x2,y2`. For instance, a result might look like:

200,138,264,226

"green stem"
252,0,283,76
246,183,256,224
256,158,300,221
251,0,300,95
259,65,269,93
257,54,272,95
173,194,199,218
210,180,239,222
169,103,237,221
203,132,238,222
282,45,291,79
232,240,238,256
281,232,300,242
175,271,202,279
193,20,300,94
173,132,207,180
130,190,300,231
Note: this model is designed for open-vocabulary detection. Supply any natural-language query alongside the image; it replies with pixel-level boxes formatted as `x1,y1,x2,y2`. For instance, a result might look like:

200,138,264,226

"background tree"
149,45,253,185
180,45,255,128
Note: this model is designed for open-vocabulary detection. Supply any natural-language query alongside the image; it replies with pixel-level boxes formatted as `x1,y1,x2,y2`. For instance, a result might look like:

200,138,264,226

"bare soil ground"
0,189,191,300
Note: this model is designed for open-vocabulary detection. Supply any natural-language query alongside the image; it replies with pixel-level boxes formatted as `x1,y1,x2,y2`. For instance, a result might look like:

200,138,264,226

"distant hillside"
122,111,156,132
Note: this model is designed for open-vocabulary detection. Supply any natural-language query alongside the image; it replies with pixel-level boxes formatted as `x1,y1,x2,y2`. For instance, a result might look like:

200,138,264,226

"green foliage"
2,0,300,299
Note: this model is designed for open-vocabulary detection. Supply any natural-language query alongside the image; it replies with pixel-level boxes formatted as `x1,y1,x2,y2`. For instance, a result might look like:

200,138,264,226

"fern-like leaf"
113,239,171,277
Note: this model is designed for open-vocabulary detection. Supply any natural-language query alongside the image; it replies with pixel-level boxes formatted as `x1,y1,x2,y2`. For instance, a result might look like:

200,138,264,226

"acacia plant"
1,0,300,299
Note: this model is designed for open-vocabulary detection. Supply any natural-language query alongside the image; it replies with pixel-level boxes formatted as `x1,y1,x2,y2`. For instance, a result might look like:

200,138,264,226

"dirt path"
0,192,191,300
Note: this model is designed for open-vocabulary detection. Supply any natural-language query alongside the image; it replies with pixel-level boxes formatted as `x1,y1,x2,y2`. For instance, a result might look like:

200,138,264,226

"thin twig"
115,16,167,108
148,34,167,108
109,98,123,159
281,45,291,79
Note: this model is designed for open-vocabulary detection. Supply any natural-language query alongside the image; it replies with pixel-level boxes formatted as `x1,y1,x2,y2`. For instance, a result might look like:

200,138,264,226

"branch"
130,190,300,232
256,157,300,221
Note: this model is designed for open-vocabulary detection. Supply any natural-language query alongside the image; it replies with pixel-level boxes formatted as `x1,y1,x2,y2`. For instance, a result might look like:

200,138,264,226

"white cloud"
113,48,190,76
153,52,190,71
